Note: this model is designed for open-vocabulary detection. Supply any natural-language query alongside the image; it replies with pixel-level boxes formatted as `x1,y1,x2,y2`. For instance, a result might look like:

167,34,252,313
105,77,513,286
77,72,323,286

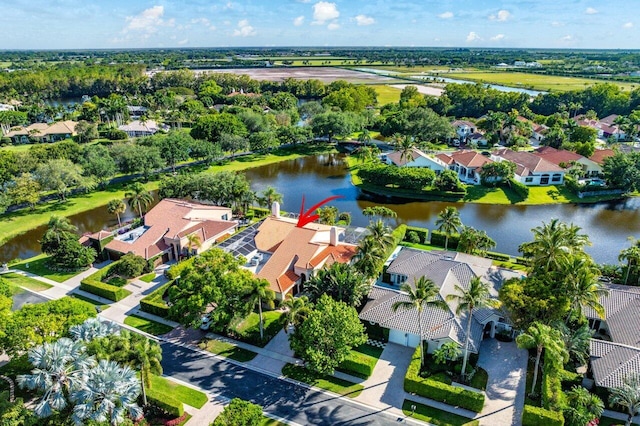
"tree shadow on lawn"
463,185,499,202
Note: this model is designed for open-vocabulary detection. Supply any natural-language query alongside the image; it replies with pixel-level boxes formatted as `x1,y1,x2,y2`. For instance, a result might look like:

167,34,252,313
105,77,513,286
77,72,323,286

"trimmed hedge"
522,405,564,426
430,230,460,250
404,226,429,244
147,388,184,418
164,257,196,280
140,281,173,318
508,178,530,199
80,264,131,302
404,346,485,413
337,350,378,379
484,251,511,262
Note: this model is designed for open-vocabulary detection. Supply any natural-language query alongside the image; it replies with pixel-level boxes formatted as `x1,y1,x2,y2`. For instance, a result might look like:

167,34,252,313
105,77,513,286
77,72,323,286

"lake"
410,76,545,97
0,154,637,265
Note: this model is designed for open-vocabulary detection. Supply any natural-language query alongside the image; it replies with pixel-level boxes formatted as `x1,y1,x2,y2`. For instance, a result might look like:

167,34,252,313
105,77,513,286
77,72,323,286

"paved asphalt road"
161,341,407,426
11,291,49,311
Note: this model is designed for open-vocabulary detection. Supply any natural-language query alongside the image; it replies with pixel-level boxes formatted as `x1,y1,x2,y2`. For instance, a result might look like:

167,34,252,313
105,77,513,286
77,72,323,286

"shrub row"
147,388,184,418
359,163,436,190
404,346,485,413
337,350,378,379
508,178,530,199
140,281,173,318
515,257,531,266
484,251,511,262
522,405,564,426
80,262,131,301
403,226,429,244
164,257,196,280
542,367,565,410
430,230,460,250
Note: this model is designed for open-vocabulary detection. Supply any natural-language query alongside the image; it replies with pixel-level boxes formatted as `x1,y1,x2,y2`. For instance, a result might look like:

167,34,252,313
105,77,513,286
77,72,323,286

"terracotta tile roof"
105,198,234,260
493,148,564,175
436,153,454,165
589,149,616,165
309,244,358,268
533,146,584,166
5,121,76,138
449,150,493,169
600,114,619,126
89,230,112,241
451,120,475,128
386,148,422,167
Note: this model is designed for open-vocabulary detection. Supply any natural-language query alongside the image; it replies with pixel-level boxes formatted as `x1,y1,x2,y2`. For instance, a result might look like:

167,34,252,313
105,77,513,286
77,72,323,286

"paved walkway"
476,338,528,426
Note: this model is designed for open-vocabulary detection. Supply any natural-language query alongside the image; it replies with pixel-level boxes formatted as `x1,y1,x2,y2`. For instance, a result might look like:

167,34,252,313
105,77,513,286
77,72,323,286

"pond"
410,76,545,97
0,154,637,265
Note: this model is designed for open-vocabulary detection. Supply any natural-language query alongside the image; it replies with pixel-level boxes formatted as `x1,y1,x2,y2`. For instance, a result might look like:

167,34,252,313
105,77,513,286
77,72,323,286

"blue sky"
0,0,637,50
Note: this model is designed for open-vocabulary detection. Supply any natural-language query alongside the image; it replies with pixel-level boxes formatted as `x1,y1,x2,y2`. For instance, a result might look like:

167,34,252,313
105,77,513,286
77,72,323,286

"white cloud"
489,10,511,21
438,12,453,19
312,1,340,24
327,22,340,30
191,18,212,28
354,14,375,26
293,16,305,26
585,7,598,14
491,34,505,41
561,35,573,41
466,31,481,42
297,0,311,2
623,22,633,28
177,39,188,45
125,5,173,34
551,21,564,27
233,19,256,37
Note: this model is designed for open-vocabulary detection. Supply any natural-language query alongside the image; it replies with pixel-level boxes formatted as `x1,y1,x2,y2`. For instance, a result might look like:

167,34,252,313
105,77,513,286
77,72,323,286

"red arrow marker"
296,195,344,228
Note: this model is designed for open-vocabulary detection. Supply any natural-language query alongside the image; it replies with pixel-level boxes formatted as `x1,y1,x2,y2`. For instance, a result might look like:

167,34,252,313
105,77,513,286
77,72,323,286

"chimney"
271,201,280,218
330,226,338,246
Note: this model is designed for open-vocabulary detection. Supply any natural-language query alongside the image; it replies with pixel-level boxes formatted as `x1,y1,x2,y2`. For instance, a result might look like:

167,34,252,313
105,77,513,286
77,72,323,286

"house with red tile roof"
102,198,236,263
589,149,616,167
533,146,603,177
575,115,625,141
492,148,565,185
252,206,358,300
437,150,493,185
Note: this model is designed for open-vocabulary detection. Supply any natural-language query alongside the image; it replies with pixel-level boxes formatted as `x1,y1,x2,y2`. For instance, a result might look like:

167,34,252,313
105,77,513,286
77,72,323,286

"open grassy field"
197,67,401,84
0,272,53,291
371,84,402,105
445,71,637,92
376,65,475,73
273,59,387,67
11,254,84,282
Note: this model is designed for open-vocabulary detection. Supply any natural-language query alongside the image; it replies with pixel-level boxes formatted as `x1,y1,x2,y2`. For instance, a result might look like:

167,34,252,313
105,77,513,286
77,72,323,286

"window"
525,177,533,183
552,174,562,182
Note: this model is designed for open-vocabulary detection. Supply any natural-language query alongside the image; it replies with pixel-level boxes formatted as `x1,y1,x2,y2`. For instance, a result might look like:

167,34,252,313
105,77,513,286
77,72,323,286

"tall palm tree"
561,256,608,322
17,338,96,419
353,145,379,164
132,338,162,406
609,373,640,426
243,279,275,340
106,199,127,227
554,322,592,366
282,295,312,333
354,236,385,279
305,262,369,306
619,240,640,285
70,360,142,426
185,233,202,258
45,215,78,244
70,318,121,342
446,277,499,380
435,206,462,251
392,277,448,368
259,186,283,211
516,322,567,395
125,183,153,219
366,219,394,253
393,133,414,165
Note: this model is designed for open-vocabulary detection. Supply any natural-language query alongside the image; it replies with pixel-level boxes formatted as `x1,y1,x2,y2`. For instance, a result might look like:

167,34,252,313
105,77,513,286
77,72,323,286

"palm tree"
565,385,604,426
366,219,394,253
516,322,567,395
132,338,162,406
45,215,78,244
353,145,379,164
446,277,499,380
561,256,608,322
17,338,96,418
609,373,640,426
185,233,202,258
392,277,448,368
554,322,592,366
282,295,312,333
354,236,385,279
393,133,414,165
125,183,153,218
70,317,121,342
435,207,462,250
305,262,369,306
259,186,283,211
619,240,640,285
243,279,275,340
107,199,127,227
70,360,142,426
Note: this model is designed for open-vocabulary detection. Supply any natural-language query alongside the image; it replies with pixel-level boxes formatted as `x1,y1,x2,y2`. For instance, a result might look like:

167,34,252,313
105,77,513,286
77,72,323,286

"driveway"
161,341,406,426
476,338,528,426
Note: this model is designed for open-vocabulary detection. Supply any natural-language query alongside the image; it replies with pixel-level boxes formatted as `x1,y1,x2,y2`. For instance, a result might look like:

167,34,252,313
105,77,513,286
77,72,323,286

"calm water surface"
1,154,638,264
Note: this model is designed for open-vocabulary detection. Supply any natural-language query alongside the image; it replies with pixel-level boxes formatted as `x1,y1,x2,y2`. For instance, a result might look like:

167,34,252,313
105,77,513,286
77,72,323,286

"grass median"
201,338,258,362
281,364,364,398
1,272,53,292
124,314,174,336
402,400,479,426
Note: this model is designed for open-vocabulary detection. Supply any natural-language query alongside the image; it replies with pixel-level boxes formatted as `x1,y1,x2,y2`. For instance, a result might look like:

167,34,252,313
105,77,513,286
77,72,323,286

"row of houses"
575,114,627,141
384,146,615,186
3,120,78,144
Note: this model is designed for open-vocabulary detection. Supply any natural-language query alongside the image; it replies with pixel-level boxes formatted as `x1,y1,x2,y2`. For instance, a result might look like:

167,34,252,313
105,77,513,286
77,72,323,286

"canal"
1,154,637,265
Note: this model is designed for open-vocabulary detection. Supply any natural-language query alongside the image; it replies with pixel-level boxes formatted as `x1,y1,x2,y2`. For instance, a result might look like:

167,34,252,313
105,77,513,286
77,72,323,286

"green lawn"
524,358,543,407
260,417,288,426
400,241,444,252
10,254,84,282
281,364,364,398
232,310,285,347
124,315,174,336
402,399,479,426
140,273,156,283
469,368,489,391
202,339,258,362
371,85,402,105
70,293,110,310
149,374,208,409
1,272,53,292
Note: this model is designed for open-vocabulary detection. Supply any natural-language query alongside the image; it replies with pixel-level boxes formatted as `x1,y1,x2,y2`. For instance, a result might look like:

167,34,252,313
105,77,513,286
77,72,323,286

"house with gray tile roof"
359,247,519,353
585,283,640,389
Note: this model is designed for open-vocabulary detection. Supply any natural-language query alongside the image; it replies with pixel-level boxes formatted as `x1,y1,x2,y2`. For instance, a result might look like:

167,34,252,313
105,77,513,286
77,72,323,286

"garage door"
389,329,420,347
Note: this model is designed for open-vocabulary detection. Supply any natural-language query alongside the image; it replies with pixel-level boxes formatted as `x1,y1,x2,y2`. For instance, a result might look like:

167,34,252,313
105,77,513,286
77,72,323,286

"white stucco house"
492,148,565,185
383,148,448,173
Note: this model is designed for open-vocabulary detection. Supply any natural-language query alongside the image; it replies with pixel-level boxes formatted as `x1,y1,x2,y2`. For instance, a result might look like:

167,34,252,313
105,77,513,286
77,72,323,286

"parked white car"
200,314,212,331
